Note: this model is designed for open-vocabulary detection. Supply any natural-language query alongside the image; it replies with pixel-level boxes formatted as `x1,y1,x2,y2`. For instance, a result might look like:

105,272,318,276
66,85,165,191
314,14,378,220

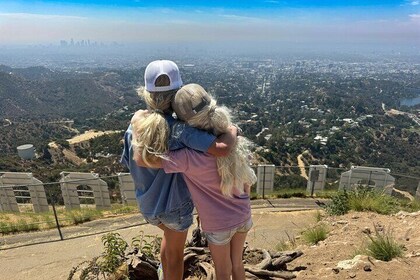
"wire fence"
0,165,419,249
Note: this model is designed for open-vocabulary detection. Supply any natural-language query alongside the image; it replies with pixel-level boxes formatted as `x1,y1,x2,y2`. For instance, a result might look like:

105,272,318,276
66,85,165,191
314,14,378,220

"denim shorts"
144,201,194,232
204,218,253,246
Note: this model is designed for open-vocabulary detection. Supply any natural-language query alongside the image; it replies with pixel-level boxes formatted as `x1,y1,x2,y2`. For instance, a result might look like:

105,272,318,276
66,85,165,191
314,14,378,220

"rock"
363,264,372,272
332,268,340,274
362,227,371,234
406,252,420,258
337,255,364,270
349,272,356,278
337,220,349,225
351,215,359,219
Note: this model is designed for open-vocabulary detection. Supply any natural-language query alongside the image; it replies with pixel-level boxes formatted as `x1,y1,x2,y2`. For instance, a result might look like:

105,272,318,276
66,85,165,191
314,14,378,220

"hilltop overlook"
0,56,419,193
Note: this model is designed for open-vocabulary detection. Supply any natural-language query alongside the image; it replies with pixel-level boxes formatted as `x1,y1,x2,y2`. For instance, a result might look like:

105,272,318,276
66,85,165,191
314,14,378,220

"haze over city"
0,0,419,47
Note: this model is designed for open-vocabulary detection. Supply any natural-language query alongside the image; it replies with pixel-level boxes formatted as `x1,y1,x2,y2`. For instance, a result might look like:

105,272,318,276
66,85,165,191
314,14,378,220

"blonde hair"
176,84,257,197
130,86,175,166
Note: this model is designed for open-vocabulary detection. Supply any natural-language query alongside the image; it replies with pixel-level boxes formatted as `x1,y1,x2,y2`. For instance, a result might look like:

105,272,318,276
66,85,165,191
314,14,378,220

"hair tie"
153,109,164,114
208,105,216,115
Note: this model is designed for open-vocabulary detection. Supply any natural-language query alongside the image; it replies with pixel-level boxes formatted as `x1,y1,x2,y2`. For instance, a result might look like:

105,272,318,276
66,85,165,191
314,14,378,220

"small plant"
275,231,297,251
315,210,323,222
324,187,402,216
17,219,40,232
66,209,102,225
348,187,399,215
68,232,162,279
111,205,138,215
131,231,162,258
99,232,128,274
365,226,404,262
401,199,420,212
302,224,328,245
324,190,350,215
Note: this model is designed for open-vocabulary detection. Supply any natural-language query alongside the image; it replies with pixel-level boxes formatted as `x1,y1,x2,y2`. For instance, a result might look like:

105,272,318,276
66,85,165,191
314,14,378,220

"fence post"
51,193,63,241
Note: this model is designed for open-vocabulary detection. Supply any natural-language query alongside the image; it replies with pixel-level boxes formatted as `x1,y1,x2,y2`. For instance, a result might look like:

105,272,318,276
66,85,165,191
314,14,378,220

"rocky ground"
292,210,420,280
2,207,420,279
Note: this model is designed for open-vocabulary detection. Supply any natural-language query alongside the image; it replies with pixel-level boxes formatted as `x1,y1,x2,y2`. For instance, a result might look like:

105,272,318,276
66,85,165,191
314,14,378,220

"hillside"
0,67,141,120
0,63,419,188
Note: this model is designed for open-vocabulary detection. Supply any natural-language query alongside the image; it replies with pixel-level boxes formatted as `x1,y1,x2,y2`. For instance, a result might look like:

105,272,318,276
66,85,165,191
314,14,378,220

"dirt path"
0,209,318,280
297,154,308,179
67,130,121,145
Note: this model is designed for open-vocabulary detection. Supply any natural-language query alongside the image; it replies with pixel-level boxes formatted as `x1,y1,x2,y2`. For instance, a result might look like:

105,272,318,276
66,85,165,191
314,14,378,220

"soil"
292,210,420,280
67,130,121,145
1,209,420,279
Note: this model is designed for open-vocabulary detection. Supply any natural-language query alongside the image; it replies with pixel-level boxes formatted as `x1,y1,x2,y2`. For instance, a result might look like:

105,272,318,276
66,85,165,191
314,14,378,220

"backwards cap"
172,83,212,121
144,60,183,92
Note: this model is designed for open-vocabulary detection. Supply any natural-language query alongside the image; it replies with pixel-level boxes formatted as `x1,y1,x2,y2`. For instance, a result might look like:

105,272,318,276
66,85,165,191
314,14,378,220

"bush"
302,224,328,245
348,187,399,215
324,187,401,216
68,232,161,280
324,190,350,215
365,227,404,261
66,209,102,225
99,233,128,274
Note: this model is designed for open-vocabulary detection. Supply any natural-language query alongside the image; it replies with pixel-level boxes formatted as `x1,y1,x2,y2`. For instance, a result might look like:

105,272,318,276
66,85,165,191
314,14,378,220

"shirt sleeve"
179,125,216,152
120,126,131,169
162,149,190,174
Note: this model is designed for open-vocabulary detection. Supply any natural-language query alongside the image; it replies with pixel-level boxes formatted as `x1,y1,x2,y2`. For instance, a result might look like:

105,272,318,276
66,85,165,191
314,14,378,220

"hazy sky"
0,0,419,45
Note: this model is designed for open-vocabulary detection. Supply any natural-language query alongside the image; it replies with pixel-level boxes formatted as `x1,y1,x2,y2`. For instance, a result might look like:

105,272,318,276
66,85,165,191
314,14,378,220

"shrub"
68,232,161,280
275,231,297,251
99,232,128,274
67,209,102,225
17,219,40,232
110,205,137,215
131,230,161,259
365,227,404,261
324,190,350,215
324,187,401,216
302,224,328,245
348,187,399,215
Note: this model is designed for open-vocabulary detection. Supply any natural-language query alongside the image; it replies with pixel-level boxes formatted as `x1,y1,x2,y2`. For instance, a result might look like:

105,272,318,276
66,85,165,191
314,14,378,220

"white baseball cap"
144,60,183,92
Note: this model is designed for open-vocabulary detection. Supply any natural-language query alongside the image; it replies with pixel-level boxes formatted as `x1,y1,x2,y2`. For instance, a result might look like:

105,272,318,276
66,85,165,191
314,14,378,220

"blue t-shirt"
120,114,216,218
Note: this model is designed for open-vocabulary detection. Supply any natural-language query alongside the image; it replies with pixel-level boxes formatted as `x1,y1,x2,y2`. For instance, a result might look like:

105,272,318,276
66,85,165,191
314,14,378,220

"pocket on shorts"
161,201,194,232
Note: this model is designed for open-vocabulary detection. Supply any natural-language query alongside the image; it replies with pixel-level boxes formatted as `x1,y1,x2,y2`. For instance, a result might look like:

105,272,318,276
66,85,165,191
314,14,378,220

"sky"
0,0,419,45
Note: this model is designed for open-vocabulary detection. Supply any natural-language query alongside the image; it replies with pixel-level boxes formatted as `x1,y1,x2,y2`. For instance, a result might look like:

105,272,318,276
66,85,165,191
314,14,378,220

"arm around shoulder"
206,125,237,157
134,151,163,169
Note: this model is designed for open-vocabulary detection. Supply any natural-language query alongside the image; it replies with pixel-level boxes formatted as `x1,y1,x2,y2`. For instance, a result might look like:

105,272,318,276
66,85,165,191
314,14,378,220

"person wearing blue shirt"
121,60,236,280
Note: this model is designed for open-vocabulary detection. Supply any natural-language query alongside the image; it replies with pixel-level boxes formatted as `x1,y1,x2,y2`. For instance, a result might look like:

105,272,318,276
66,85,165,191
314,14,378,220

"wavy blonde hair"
175,84,257,197
130,86,175,166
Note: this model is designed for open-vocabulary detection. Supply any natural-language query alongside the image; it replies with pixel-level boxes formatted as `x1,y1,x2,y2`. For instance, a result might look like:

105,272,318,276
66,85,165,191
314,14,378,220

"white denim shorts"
204,218,253,246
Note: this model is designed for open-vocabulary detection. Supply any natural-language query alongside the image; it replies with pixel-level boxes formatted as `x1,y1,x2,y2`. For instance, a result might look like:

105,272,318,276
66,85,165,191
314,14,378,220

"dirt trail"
297,154,308,179
67,130,121,145
0,210,318,280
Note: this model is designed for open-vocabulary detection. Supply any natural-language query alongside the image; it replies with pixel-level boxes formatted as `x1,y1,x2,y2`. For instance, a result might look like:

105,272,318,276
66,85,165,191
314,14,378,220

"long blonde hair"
175,84,257,197
130,86,175,166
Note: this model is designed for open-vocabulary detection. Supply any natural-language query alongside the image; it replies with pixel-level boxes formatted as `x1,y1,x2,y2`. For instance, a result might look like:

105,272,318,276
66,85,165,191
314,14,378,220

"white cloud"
409,13,420,19
410,1,419,5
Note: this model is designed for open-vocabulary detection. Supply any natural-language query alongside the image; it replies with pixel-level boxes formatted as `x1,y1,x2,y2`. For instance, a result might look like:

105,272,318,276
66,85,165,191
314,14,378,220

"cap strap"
192,97,210,114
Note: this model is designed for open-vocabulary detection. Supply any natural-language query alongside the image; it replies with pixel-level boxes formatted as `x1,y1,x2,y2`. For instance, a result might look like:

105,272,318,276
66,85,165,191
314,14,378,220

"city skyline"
0,0,419,46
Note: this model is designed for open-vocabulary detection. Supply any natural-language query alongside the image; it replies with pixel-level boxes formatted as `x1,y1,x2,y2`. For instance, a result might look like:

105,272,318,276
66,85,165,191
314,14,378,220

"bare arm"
133,151,163,169
206,125,238,157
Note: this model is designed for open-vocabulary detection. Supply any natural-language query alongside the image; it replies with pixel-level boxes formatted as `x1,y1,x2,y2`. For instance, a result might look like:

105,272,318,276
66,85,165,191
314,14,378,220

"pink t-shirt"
162,148,251,232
